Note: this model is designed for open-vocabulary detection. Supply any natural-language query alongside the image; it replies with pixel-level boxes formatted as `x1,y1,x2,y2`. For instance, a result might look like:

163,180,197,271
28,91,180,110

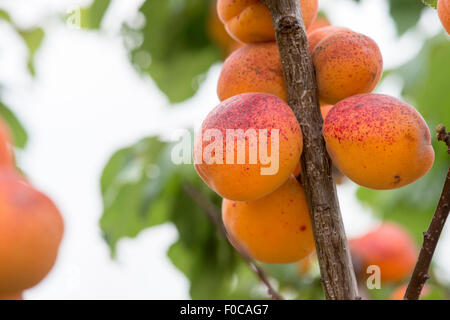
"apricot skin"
307,26,349,55
217,0,318,43
350,223,418,283
312,31,383,104
194,93,302,201
218,43,286,102
0,119,13,168
438,0,450,34
307,15,331,33
323,94,434,190
0,291,23,300
0,170,64,295
222,175,315,264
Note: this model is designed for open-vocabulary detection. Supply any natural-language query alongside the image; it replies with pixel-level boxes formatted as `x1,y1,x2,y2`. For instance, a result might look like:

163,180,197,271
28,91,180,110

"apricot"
0,169,64,295
307,15,331,33
307,26,349,55
194,93,302,201
0,118,13,168
350,223,418,283
312,30,383,104
323,94,434,190
222,175,315,264
217,0,318,43
0,291,23,300
438,0,450,34
208,1,243,57
218,43,286,102
390,284,430,300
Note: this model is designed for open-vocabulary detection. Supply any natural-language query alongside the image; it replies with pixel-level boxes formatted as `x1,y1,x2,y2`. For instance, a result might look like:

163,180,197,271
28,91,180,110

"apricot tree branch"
262,0,358,300
182,182,283,300
405,125,450,300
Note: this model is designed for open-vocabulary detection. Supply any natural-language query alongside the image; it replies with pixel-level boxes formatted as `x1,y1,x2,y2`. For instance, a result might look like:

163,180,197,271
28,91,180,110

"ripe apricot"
217,0,318,43
438,0,450,34
208,1,243,57
307,26,349,55
323,94,434,190
218,43,286,102
194,93,302,201
0,169,64,295
350,223,418,283
307,15,331,33
312,30,383,104
0,291,23,300
222,175,314,264
0,118,13,168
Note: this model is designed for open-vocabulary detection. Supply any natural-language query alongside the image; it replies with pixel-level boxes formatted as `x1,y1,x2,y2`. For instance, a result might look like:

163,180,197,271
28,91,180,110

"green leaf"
100,137,175,255
356,35,450,242
79,0,111,30
123,0,221,103
422,0,438,9
0,9,12,22
388,0,425,35
0,101,28,148
18,28,45,76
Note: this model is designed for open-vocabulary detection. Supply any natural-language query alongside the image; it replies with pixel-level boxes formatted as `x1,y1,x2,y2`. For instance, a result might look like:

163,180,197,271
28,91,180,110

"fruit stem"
404,125,450,300
262,0,359,299
182,182,283,300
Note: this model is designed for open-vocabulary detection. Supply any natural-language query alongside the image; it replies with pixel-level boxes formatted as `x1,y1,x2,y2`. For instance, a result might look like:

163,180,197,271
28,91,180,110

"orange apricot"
389,284,430,300
307,14,331,33
438,0,450,34
222,175,314,264
208,0,243,57
217,0,318,43
307,26,349,55
218,42,286,102
0,169,64,295
312,30,383,104
323,94,434,190
0,291,23,300
194,93,302,201
0,118,13,168
350,223,418,283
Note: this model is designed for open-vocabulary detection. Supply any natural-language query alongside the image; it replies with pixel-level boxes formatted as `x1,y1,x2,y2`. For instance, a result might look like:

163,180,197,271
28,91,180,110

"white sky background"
0,0,448,299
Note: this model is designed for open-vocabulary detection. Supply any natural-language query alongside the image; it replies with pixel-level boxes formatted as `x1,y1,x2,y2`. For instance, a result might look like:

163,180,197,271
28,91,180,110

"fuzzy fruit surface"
218,42,286,102
222,175,315,264
0,169,64,294
0,291,23,300
312,30,383,104
217,0,318,43
438,0,450,34
350,223,418,283
323,94,434,190
195,93,302,201
307,26,349,55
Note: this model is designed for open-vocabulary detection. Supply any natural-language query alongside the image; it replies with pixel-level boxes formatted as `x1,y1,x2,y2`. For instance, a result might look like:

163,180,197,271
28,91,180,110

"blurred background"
0,0,449,299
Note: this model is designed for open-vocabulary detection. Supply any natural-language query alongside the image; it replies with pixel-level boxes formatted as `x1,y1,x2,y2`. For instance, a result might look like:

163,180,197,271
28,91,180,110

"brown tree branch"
404,125,450,300
262,0,358,300
182,182,283,300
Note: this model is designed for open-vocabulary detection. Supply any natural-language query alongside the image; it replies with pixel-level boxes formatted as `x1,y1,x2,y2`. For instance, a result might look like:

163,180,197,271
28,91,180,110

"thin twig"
182,182,283,300
404,125,450,300
262,0,358,300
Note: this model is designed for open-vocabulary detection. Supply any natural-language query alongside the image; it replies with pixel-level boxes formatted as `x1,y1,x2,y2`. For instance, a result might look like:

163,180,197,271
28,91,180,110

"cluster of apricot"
194,0,435,265
0,119,64,300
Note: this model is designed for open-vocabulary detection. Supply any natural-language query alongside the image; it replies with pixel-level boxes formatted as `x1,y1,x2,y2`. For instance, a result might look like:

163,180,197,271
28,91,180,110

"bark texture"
262,0,358,300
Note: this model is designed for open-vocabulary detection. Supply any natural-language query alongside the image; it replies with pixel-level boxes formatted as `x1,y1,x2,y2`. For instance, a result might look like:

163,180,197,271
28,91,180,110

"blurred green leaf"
79,0,111,30
18,28,44,76
422,0,438,9
123,0,221,103
388,0,424,35
0,9,12,22
356,35,450,242
0,101,28,148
